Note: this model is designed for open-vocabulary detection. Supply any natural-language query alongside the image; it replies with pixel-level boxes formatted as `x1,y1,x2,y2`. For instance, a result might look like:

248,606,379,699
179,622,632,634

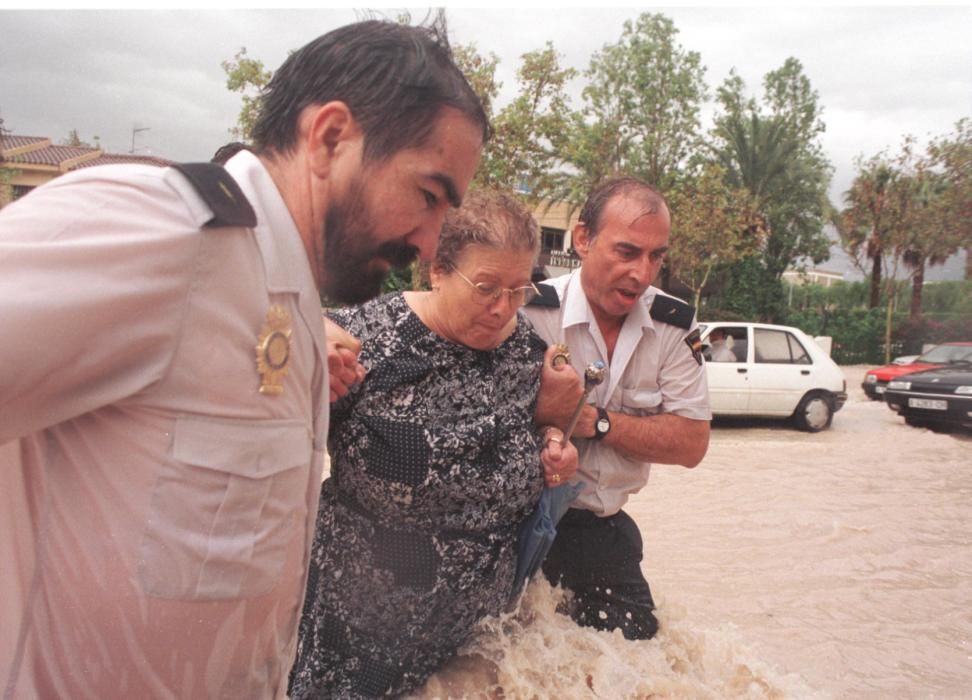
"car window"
917,344,972,363
753,328,812,365
703,326,748,362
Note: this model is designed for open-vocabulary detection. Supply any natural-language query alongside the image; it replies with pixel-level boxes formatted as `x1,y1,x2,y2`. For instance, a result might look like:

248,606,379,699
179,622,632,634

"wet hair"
251,14,491,163
578,177,668,241
210,142,251,165
434,189,540,272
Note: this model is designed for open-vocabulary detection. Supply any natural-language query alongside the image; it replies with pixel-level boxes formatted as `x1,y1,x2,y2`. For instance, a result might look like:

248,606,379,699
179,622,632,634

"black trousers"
541,508,658,640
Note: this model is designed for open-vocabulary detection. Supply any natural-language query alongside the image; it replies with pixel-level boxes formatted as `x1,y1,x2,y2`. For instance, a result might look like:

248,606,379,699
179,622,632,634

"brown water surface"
417,366,972,699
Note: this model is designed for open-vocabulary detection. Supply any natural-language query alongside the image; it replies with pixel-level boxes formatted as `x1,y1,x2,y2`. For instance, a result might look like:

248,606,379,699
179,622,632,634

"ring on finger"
546,437,564,446
551,474,561,484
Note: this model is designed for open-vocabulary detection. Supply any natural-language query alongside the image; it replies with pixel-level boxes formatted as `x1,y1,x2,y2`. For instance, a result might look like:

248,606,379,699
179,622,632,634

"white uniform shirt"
522,269,710,516
0,151,328,699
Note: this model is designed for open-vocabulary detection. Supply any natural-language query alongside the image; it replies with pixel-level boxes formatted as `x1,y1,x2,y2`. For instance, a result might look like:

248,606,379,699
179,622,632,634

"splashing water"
412,578,825,699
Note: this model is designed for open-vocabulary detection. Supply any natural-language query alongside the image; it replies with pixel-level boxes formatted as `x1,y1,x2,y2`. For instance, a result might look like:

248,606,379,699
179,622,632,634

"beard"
320,177,420,305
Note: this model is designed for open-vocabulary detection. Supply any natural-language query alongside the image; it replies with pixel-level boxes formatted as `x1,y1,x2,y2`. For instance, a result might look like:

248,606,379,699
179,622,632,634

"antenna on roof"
130,124,150,154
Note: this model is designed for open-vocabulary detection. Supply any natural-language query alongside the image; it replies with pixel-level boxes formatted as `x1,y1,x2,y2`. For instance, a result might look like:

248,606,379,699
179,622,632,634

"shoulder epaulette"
170,162,257,228
649,294,695,330
527,282,560,308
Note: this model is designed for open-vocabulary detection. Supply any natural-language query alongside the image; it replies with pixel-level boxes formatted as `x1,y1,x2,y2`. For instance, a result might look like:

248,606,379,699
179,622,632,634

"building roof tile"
1,133,171,170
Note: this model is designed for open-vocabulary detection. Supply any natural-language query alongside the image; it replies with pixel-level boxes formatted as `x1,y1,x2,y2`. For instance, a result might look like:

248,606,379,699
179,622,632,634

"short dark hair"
578,177,668,240
251,15,490,162
210,142,251,165
435,189,539,272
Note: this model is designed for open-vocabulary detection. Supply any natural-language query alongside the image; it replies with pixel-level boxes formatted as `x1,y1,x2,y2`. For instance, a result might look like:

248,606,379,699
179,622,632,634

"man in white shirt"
0,17,485,699
524,177,711,640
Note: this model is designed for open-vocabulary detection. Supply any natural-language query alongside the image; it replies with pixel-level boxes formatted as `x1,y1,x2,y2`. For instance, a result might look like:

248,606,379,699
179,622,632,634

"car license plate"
875,386,886,394
908,398,947,410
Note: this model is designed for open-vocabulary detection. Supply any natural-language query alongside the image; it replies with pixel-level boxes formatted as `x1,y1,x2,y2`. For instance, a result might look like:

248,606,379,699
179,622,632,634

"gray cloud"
2,6,969,275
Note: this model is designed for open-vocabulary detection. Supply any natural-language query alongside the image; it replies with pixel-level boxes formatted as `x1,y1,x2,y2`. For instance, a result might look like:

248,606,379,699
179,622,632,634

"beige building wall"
528,198,582,278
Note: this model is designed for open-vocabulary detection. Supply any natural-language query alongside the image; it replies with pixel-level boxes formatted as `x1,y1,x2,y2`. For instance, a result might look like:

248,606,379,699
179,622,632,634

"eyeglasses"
452,268,540,307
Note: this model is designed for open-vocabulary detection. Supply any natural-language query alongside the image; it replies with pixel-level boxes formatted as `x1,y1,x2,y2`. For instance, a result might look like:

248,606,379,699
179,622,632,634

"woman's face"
428,244,536,351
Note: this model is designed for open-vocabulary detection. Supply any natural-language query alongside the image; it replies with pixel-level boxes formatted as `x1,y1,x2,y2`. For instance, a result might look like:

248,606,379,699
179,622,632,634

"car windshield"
917,344,972,364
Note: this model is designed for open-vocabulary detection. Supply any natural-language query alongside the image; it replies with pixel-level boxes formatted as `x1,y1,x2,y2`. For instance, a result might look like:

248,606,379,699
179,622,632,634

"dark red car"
862,342,972,400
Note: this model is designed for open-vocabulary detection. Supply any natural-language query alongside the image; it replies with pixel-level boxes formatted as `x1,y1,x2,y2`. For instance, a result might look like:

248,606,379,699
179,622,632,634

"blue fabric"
509,481,584,605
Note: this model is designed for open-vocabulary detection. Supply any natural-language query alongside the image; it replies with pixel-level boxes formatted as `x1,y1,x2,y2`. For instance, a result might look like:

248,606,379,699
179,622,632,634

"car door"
746,327,817,415
702,325,751,413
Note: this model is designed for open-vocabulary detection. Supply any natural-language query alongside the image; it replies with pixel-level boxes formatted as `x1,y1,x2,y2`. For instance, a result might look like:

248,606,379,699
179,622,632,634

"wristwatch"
593,406,611,440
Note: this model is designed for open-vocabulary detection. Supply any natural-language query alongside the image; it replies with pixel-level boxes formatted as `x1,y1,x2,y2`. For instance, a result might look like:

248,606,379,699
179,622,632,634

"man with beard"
523,177,711,641
0,16,486,700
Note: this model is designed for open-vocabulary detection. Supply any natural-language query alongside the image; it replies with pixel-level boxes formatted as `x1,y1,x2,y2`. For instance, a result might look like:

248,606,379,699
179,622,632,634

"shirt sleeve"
657,322,712,420
0,169,202,442
519,305,558,347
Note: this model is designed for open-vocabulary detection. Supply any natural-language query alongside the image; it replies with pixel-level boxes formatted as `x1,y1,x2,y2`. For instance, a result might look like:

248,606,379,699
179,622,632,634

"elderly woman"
289,190,577,699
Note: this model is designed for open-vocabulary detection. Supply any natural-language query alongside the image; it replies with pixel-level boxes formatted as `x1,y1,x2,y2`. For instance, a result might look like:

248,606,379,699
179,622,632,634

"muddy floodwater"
417,366,972,699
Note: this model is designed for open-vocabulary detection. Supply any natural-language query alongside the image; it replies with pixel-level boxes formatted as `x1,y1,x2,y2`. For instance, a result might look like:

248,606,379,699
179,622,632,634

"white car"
699,322,848,432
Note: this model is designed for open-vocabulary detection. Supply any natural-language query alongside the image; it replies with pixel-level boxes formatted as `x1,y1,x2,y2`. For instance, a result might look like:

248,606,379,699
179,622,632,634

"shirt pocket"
620,386,662,416
138,415,312,600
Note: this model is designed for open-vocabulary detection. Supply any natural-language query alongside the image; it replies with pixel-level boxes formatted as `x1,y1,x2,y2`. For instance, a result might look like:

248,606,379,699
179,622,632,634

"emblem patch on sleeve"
684,328,703,366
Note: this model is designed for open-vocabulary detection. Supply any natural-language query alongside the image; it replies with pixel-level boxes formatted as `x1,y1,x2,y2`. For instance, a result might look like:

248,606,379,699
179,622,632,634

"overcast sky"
1,5,969,278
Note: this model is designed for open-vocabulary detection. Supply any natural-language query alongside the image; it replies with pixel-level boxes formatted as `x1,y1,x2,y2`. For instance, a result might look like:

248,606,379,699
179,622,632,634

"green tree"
452,43,501,123
838,155,902,309
476,43,576,201
710,59,832,318
926,118,972,280
666,163,763,306
559,12,707,204
839,143,925,361
894,129,971,319
222,47,272,142
897,171,949,319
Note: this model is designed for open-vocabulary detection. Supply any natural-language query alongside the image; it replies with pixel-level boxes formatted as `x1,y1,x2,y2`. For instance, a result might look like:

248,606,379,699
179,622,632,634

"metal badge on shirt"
256,305,292,395
684,328,703,366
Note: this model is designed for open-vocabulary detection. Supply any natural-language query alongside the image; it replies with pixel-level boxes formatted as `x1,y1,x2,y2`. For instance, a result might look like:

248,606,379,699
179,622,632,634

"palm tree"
713,110,798,210
838,160,898,309
899,171,961,319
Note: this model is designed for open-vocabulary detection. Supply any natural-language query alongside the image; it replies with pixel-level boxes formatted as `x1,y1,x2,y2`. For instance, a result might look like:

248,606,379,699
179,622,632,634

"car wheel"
793,392,833,432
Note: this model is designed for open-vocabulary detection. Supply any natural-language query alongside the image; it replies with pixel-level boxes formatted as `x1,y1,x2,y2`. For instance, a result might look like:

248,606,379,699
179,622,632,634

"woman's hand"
539,426,578,487
323,315,367,401
535,345,583,430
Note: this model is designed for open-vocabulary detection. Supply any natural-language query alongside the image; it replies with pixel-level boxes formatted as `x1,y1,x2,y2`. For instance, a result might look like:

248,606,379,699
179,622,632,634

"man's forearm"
593,409,710,467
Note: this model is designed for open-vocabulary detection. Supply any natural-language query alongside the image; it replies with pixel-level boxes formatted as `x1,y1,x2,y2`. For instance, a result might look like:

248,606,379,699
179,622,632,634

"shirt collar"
561,267,657,334
224,150,315,296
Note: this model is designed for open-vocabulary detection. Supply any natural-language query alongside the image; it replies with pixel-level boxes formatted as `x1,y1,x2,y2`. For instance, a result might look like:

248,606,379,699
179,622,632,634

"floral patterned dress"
289,293,546,699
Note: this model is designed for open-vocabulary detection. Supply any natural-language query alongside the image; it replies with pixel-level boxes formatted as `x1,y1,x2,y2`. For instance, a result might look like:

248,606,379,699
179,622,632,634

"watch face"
597,418,610,432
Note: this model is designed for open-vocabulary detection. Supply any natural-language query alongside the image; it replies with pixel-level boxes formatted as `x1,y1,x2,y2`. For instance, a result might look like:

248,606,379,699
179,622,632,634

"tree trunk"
884,290,894,364
910,258,925,320
869,253,882,309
